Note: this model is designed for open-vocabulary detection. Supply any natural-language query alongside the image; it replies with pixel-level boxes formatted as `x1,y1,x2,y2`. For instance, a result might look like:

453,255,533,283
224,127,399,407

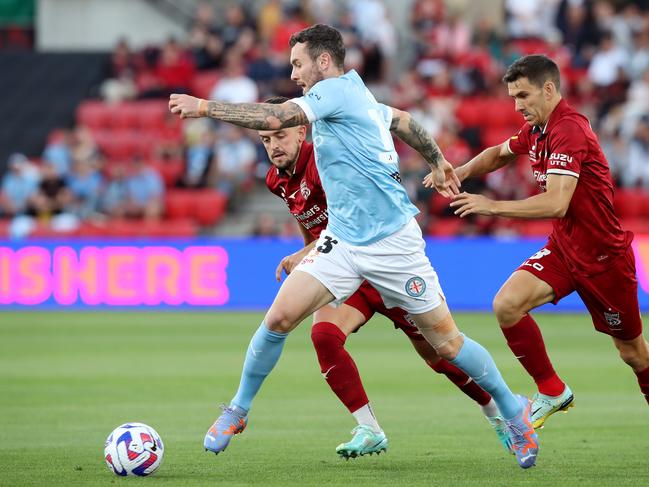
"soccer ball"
104,422,164,476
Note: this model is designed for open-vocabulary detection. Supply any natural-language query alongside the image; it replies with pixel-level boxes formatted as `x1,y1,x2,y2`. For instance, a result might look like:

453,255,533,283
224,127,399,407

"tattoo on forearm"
392,115,443,168
206,101,309,130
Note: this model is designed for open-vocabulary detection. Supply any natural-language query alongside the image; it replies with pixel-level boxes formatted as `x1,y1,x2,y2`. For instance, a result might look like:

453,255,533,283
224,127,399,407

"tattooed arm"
389,107,444,168
389,107,460,196
169,94,309,130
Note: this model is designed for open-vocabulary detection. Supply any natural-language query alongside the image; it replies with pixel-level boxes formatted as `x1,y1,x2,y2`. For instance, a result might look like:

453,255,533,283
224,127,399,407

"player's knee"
265,309,297,333
616,340,649,370
311,322,345,359
434,335,463,361
493,290,524,326
618,347,640,368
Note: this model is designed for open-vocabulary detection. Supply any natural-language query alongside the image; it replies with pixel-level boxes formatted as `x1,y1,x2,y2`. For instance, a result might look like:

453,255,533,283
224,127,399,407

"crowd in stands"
1,0,648,238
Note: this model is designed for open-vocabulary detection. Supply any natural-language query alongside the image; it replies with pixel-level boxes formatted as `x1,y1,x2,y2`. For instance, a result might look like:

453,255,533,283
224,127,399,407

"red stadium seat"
428,218,463,237
77,100,113,128
194,190,228,226
484,98,523,127
164,190,195,220
621,218,649,235
614,189,649,219
164,189,229,226
482,126,517,148
92,129,141,161
136,101,170,129
455,97,485,127
191,70,220,99
149,159,184,187
517,220,555,237
111,102,140,129
429,193,452,216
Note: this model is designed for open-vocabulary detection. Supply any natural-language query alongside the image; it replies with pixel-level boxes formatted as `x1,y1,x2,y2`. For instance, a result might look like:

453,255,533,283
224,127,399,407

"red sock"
635,366,649,406
431,359,492,406
501,314,565,396
311,322,368,413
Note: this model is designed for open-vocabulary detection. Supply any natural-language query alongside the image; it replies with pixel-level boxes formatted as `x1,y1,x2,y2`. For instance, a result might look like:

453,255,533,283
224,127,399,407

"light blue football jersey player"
290,70,419,245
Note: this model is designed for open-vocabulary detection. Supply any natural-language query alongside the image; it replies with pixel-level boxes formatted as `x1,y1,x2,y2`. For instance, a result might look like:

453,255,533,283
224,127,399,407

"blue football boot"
204,404,248,454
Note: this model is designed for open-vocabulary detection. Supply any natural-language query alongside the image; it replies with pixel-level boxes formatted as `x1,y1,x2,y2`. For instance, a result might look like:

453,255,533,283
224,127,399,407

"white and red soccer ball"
104,422,164,476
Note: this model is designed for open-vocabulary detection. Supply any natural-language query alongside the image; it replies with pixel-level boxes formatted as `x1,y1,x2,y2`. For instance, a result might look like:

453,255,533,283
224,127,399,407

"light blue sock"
231,322,288,412
450,335,522,420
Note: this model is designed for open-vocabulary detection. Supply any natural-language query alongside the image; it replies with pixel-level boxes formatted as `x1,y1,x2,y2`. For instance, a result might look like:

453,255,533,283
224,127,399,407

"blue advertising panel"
1,237,648,311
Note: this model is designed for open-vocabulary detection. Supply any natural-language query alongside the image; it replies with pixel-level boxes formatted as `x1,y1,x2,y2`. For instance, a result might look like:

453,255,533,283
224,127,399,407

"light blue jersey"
291,70,419,245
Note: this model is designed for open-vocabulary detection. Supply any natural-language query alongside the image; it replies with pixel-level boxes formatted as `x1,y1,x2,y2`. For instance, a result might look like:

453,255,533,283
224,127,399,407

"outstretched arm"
450,173,577,219
454,141,518,182
390,107,460,197
169,94,309,130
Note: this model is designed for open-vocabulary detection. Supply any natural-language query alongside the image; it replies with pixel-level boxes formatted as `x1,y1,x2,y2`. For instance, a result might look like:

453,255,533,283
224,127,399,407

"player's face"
507,77,553,127
259,125,306,172
290,42,324,94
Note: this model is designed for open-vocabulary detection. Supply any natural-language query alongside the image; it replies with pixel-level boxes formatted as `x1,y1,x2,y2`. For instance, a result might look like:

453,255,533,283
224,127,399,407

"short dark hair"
289,24,345,69
502,55,561,91
264,96,290,105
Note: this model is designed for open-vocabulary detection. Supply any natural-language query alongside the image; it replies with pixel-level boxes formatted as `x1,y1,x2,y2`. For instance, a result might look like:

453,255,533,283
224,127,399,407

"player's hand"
450,192,494,217
423,160,461,197
169,93,207,119
275,247,310,281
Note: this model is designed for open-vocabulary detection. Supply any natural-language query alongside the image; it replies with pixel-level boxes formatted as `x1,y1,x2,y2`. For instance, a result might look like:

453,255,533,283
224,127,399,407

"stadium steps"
0,52,108,172
211,184,289,236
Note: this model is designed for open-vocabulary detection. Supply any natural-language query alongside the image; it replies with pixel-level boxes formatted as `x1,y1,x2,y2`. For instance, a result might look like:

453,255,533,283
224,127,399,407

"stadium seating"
165,189,228,226
614,189,649,219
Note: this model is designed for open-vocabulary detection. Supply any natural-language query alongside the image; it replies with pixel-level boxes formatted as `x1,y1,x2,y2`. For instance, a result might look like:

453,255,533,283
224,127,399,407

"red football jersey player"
260,96,511,456
443,55,649,428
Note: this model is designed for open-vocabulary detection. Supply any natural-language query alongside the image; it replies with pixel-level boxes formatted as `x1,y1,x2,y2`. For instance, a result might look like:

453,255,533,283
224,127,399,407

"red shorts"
517,241,642,340
344,281,424,341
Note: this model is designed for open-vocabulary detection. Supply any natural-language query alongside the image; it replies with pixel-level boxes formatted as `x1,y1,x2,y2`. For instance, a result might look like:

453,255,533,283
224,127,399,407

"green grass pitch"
1,311,647,486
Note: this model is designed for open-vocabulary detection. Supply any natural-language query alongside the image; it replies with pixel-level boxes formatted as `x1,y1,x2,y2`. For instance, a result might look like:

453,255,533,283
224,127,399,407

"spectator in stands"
629,29,649,81
252,212,279,237
26,163,73,219
257,0,283,44
154,39,196,96
626,114,649,188
71,126,99,164
209,50,258,104
588,30,630,118
588,30,629,88
66,157,103,219
188,2,224,70
103,158,164,220
0,153,40,217
42,129,73,177
555,0,600,68
504,0,552,40
246,42,284,100
100,38,138,103
218,4,256,55
180,129,215,189
268,4,310,57
210,125,256,204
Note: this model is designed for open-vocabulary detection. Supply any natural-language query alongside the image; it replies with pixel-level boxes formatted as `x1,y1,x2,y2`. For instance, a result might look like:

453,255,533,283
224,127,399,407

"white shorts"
295,218,445,314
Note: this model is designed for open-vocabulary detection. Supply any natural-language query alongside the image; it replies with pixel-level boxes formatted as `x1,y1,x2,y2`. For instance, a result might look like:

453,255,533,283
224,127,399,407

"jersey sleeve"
546,120,586,178
507,124,531,155
289,78,345,123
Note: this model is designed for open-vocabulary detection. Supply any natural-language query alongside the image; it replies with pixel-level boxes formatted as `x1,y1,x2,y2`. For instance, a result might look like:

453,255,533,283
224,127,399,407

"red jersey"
265,141,329,239
508,99,633,275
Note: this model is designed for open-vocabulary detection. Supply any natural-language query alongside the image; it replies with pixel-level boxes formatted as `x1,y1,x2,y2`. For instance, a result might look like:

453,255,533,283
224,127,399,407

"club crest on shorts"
405,276,426,297
604,310,622,328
